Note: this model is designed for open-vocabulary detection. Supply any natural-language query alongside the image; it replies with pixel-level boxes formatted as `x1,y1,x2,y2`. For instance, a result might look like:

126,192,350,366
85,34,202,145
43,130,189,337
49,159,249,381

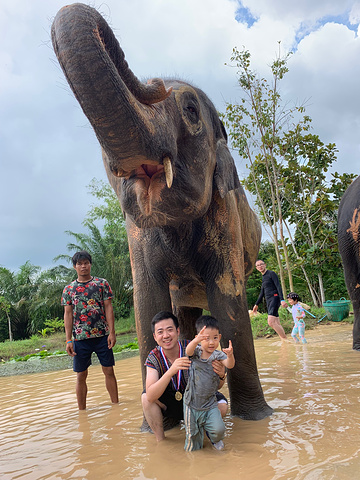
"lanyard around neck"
159,341,183,391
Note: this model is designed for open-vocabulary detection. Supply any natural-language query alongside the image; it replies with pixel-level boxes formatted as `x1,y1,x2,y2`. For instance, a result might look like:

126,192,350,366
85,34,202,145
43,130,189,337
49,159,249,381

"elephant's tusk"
163,157,173,188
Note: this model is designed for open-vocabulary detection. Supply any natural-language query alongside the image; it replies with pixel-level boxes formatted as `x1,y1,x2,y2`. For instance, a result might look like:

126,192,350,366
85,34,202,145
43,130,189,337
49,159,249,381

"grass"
0,312,137,363
0,306,353,362
250,306,353,338
0,331,138,363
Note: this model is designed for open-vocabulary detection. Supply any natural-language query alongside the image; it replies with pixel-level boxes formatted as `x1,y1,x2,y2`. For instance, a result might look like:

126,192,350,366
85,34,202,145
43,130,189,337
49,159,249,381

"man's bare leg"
141,393,166,442
102,366,119,404
217,401,228,418
76,370,88,410
268,315,287,340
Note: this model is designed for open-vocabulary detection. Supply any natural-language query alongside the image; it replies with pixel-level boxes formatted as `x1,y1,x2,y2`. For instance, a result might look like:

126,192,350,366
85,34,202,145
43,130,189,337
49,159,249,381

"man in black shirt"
252,260,288,340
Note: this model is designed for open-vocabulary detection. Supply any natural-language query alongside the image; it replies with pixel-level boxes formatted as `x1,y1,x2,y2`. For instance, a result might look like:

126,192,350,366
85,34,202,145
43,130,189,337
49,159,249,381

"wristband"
66,340,73,344
219,375,226,381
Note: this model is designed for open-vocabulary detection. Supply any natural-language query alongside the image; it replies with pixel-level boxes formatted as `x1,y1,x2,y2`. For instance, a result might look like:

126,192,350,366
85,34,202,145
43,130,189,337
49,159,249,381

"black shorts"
157,389,228,421
73,335,115,372
159,389,184,420
266,295,281,317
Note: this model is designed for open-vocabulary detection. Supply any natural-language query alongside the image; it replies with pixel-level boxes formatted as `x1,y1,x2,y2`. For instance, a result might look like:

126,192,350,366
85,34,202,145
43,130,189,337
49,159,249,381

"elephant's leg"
338,190,360,350
134,293,173,380
132,275,172,382
174,306,202,340
132,270,174,432
341,244,360,350
349,278,360,350
208,289,273,420
353,311,360,350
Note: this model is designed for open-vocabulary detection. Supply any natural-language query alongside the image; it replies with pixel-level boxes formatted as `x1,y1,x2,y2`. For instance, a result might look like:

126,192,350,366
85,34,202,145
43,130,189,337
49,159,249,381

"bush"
114,307,136,335
44,317,64,333
250,306,321,338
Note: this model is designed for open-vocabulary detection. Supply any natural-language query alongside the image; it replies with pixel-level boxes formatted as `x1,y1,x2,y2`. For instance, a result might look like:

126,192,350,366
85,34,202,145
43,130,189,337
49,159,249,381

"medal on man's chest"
160,341,183,402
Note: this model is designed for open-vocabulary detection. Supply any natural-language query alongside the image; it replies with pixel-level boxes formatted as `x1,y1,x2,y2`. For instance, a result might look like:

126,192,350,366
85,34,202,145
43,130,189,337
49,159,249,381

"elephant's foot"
231,403,273,420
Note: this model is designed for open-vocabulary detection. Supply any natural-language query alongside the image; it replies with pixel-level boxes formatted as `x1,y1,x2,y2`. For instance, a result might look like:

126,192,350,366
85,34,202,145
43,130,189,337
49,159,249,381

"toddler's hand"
222,340,233,356
194,325,208,343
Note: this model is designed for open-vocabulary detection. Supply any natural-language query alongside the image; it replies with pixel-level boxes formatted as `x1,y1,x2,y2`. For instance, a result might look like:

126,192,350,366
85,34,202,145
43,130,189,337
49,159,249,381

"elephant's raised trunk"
51,3,172,177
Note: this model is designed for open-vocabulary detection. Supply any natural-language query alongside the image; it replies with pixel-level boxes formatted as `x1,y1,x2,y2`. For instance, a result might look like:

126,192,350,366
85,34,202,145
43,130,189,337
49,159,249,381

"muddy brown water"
1,323,360,480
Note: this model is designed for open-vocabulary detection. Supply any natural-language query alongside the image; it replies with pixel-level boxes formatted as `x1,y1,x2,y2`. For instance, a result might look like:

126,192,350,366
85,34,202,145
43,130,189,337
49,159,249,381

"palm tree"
54,179,133,317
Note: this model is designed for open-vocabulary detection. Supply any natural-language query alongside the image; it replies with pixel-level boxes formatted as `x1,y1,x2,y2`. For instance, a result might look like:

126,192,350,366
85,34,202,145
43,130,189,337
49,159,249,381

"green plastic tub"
322,298,351,322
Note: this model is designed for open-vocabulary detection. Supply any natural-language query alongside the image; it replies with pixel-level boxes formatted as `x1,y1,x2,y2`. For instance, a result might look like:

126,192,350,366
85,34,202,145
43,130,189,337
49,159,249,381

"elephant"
52,3,273,420
338,175,360,350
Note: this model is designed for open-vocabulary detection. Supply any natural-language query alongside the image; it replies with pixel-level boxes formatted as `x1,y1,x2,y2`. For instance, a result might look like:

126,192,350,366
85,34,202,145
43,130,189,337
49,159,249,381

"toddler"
183,315,235,451
287,292,307,344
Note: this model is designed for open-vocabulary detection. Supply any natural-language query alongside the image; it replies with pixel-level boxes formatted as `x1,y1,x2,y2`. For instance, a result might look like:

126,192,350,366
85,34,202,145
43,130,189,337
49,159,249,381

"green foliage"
4,338,139,363
112,339,138,354
0,297,10,314
38,328,50,337
0,263,73,342
54,179,133,318
44,317,65,333
10,349,58,362
0,314,137,362
0,296,12,341
0,180,133,344
0,332,65,361
250,308,318,338
114,307,136,335
223,45,356,305
246,241,277,309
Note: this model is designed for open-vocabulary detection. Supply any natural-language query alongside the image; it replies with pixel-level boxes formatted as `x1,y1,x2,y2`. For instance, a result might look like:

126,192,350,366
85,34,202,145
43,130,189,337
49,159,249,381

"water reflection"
1,324,360,479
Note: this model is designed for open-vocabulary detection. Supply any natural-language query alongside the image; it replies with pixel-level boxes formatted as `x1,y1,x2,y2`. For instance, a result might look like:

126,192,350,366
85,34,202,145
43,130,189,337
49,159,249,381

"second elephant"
338,175,360,350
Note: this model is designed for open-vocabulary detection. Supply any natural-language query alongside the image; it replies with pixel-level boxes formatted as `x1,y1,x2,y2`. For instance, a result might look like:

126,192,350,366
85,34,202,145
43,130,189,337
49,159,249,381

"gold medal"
160,342,184,401
175,391,183,401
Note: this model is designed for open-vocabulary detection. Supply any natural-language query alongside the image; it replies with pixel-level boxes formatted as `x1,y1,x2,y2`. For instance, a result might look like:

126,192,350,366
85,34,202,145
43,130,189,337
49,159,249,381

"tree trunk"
6,311,13,342
283,219,320,306
318,272,325,304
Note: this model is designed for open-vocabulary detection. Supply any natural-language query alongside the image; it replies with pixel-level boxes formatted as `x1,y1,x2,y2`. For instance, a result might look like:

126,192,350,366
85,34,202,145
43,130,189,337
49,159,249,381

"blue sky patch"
235,4,257,27
293,11,358,46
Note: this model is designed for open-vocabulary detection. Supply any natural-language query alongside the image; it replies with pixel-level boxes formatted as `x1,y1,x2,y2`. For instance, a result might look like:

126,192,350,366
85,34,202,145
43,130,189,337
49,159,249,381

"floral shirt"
61,277,113,341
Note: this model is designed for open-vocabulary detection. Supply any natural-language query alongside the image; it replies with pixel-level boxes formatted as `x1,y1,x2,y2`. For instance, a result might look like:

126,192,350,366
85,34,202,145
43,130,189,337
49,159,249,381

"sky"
1,0,360,271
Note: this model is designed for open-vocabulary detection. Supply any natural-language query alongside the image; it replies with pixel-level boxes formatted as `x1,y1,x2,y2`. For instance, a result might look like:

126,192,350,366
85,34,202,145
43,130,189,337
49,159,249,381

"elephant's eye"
184,103,199,122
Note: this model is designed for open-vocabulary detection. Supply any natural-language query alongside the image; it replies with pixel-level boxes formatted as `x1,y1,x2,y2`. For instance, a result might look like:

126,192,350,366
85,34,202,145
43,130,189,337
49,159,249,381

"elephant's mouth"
131,157,174,189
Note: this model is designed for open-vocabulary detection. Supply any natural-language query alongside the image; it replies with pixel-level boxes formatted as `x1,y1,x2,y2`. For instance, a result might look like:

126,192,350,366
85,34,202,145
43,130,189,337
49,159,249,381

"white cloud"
349,1,360,23
0,0,359,270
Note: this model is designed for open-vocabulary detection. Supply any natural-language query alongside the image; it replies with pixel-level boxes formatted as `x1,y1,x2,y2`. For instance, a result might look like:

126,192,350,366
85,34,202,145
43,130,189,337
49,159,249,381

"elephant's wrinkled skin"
52,3,272,419
338,175,360,350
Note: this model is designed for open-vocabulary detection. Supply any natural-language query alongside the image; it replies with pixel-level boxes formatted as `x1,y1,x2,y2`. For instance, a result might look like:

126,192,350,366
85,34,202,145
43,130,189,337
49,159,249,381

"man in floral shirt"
61,250,118,409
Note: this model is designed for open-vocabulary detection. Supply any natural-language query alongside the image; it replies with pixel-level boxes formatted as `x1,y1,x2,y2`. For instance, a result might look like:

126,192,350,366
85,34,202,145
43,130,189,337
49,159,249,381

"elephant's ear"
214,139,241,198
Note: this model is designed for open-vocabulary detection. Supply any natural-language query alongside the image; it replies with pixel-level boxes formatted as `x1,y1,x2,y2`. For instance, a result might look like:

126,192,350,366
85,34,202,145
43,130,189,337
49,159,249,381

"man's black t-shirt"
255,270,284,306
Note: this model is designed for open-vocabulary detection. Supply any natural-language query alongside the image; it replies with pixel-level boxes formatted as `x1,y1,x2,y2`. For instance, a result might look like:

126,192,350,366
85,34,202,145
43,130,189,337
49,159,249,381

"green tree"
246,241,278,310
29,265,74,333
280,131,355,304
0,296,12,341
55,179,132,317
223,45,299,295
223,46,355,306
0,263,40,339
0,262,72,340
